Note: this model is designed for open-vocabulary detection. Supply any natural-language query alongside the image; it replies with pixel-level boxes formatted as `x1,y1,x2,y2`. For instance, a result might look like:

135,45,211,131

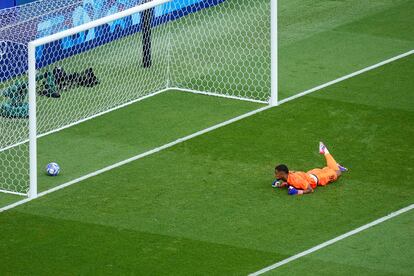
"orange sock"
325,153,339,171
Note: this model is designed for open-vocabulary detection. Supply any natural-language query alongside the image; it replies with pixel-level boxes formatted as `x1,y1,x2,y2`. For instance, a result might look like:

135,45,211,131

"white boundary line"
0,50,413,211
249,204,414,275
0,105,271,212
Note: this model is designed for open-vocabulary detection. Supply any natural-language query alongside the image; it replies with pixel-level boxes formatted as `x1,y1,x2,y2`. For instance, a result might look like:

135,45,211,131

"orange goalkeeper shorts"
307,167,338,186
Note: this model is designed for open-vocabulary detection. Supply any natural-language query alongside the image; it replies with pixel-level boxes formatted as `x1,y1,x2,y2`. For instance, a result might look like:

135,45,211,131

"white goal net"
0,0,274,197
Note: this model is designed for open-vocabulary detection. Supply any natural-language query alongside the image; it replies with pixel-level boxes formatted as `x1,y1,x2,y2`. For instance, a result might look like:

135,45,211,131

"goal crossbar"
28,0,172,48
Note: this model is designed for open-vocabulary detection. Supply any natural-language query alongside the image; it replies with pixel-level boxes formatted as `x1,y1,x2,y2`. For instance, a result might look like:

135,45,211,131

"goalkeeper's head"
275,164,289,181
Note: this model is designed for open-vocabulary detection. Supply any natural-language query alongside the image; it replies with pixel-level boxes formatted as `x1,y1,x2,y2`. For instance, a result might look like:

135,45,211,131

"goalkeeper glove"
288,186,298,195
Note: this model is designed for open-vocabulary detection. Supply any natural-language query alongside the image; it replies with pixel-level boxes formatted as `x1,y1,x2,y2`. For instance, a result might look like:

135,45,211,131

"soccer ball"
46,162,60,176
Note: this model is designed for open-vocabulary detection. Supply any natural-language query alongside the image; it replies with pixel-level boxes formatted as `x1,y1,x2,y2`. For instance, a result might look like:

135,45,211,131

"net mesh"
169,0,270,102
0,0,271,195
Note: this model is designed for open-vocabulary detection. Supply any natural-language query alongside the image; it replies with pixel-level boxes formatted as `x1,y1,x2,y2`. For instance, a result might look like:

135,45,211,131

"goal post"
1,0,278,198
28,43,37,199
270,0,278,106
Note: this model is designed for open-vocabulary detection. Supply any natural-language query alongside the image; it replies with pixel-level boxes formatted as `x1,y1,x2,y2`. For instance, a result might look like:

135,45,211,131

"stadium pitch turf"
267,210,414,275
0,0,413,274
0,53,413,275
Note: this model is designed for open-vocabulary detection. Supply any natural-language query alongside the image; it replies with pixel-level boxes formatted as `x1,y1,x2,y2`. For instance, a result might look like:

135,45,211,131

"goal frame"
24,0,278,199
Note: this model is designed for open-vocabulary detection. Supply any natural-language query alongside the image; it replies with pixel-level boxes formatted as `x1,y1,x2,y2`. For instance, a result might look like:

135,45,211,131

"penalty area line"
249,204,414,275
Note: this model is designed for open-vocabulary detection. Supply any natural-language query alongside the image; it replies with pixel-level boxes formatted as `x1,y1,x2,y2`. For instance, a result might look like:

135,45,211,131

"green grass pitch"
0,0,413,274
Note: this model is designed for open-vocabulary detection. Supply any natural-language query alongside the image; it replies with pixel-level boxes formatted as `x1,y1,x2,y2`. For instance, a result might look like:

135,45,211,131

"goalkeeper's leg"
319,141,348,180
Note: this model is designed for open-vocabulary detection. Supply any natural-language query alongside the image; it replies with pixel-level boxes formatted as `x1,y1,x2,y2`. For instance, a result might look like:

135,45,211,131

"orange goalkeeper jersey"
287,171,317,190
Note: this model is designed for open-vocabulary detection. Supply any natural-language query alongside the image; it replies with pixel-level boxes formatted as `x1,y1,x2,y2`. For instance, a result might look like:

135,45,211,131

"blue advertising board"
0,0,225,82
15,0,36,5
0,0,15,9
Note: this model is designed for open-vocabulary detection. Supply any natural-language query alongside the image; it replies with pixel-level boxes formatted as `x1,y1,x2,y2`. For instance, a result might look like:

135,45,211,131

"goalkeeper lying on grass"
272,142,348,195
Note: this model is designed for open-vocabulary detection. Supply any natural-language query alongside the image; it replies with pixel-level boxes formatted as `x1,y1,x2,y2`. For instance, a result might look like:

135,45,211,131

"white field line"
0,105,272,212
249,204,414,275
1,49,413,212
278,49,414,105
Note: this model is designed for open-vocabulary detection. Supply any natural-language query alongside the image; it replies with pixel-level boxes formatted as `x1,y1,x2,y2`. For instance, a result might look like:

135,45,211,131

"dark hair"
275,164,289,174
